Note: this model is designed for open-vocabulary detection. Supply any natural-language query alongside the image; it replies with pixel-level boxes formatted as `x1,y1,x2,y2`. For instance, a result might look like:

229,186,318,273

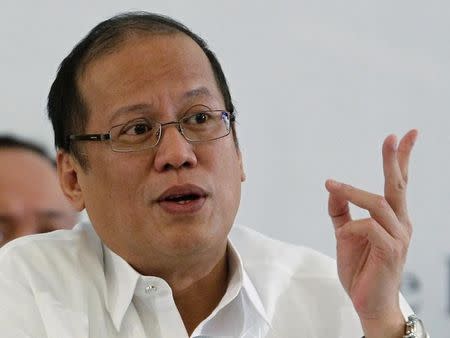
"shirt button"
145,285,157,294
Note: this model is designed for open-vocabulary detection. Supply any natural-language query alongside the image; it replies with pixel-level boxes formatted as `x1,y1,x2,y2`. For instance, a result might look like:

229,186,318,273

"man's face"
0,149,77,245
69,33,245,267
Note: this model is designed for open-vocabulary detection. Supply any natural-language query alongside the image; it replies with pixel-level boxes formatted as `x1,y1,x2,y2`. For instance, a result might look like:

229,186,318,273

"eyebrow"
109,103,154,124
182,86,213,100
109,87,214,123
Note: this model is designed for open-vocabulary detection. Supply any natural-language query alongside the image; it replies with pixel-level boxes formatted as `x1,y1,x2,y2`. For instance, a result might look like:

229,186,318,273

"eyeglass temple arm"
68,133,111,142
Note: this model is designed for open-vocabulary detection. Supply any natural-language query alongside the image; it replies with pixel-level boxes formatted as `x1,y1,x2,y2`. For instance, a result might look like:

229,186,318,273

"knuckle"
396,179,407,192
405,219,413,229
342,183,353,193
376,196,389,209
390,241,406,261
404,220,413,237
392,246,402,260
398,228,411,246
375,241,396,261
403,173,409,184
373,234,408,263
368,218,378,227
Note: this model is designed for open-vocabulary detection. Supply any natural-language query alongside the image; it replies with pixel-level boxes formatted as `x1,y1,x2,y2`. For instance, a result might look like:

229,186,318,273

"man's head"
50,12,245,273
0,135,77,246
48,12,236,168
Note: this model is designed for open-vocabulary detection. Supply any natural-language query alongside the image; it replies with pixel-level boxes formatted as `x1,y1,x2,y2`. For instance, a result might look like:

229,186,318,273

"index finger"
326,179,404,238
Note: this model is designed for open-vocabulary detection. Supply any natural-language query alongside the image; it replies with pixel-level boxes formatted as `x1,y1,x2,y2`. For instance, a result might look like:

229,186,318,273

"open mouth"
163,193,202,204
157,184,208,213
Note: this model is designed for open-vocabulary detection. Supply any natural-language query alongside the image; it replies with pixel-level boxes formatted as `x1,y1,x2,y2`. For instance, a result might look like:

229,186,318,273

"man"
0,135,77,246
0,12,428,337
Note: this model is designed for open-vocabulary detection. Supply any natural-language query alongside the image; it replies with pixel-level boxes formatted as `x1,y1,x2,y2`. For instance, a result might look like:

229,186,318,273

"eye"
184,112,211,125
194,112,208,124
122,120,153,135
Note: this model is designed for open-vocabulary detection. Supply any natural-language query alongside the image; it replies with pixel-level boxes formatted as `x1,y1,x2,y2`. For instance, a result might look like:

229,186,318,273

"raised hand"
325,130,418,338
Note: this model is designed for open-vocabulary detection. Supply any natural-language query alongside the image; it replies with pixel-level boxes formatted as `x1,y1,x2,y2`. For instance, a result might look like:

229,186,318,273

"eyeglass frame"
67,107,236,153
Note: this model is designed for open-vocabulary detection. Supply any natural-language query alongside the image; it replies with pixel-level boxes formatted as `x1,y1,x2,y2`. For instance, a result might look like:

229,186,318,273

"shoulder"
229,225,357,327
0,222,104,288
0,223,104,336
0,222,101,260
230,225,337,279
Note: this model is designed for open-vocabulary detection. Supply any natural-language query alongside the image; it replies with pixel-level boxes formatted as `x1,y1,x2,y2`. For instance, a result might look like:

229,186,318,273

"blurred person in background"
0,135,77,246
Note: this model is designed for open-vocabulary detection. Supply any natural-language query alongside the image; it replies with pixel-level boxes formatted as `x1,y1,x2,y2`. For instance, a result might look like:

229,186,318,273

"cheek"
206,144,243,203
80,157,145,219
218,156,242,230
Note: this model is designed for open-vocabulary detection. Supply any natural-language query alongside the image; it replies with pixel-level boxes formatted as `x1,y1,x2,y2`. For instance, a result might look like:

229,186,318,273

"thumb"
326,179,352,229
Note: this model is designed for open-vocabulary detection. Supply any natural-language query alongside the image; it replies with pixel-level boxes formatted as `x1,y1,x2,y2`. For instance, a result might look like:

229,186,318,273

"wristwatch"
361,314,428,338
404,314,427,338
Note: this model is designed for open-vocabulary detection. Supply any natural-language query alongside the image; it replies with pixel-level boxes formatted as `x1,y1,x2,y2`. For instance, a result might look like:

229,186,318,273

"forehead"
0,150,61,204
0,150,75,225
78,33,223,127
0,149,53,176
0,150,55,186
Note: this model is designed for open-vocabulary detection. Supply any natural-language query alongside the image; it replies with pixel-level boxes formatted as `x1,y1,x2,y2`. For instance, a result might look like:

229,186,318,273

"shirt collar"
222,239,271,325
103,244,140,331
103,236,270,333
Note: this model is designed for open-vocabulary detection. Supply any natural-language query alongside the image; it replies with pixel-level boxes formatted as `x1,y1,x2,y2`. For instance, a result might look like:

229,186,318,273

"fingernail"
410,130,418,145
391,135,398,151
328,179,341,188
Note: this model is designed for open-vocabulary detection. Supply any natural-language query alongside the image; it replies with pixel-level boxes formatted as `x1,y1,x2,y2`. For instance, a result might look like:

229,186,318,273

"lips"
157,184,208,214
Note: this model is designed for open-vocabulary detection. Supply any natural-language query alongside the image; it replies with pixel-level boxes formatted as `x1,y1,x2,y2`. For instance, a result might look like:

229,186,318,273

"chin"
160,221,227,255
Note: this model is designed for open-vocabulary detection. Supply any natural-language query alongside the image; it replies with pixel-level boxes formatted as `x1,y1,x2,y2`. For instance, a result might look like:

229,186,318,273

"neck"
115,236,230,335
174,250,229,335
129,242,230,336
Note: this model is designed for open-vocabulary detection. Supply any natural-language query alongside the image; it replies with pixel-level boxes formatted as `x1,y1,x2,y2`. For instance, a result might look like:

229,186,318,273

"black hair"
0,134,55,167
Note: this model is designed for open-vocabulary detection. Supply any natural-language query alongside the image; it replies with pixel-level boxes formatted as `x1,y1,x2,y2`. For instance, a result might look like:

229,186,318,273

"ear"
237,149,246,182
57,151,85,211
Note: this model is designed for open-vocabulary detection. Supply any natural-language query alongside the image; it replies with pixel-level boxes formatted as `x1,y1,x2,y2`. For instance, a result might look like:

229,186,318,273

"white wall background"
1,1,448,335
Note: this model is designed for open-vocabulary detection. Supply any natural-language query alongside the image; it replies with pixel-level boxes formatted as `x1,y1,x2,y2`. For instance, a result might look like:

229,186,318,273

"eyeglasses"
67,105,236,152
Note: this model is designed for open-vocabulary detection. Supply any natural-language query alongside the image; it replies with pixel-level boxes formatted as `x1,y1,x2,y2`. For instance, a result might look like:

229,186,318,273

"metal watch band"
360,314,427,338
404,314,426,338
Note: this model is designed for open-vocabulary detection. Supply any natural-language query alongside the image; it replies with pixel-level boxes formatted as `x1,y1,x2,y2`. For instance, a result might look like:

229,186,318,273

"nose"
153,124,198,172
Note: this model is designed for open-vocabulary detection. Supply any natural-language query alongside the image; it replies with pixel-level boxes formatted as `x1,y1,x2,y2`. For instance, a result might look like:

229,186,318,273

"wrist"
360,310,405,338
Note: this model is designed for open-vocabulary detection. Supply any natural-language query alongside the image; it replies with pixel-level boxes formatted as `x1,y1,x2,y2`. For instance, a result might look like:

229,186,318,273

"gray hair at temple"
47,11,237,168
